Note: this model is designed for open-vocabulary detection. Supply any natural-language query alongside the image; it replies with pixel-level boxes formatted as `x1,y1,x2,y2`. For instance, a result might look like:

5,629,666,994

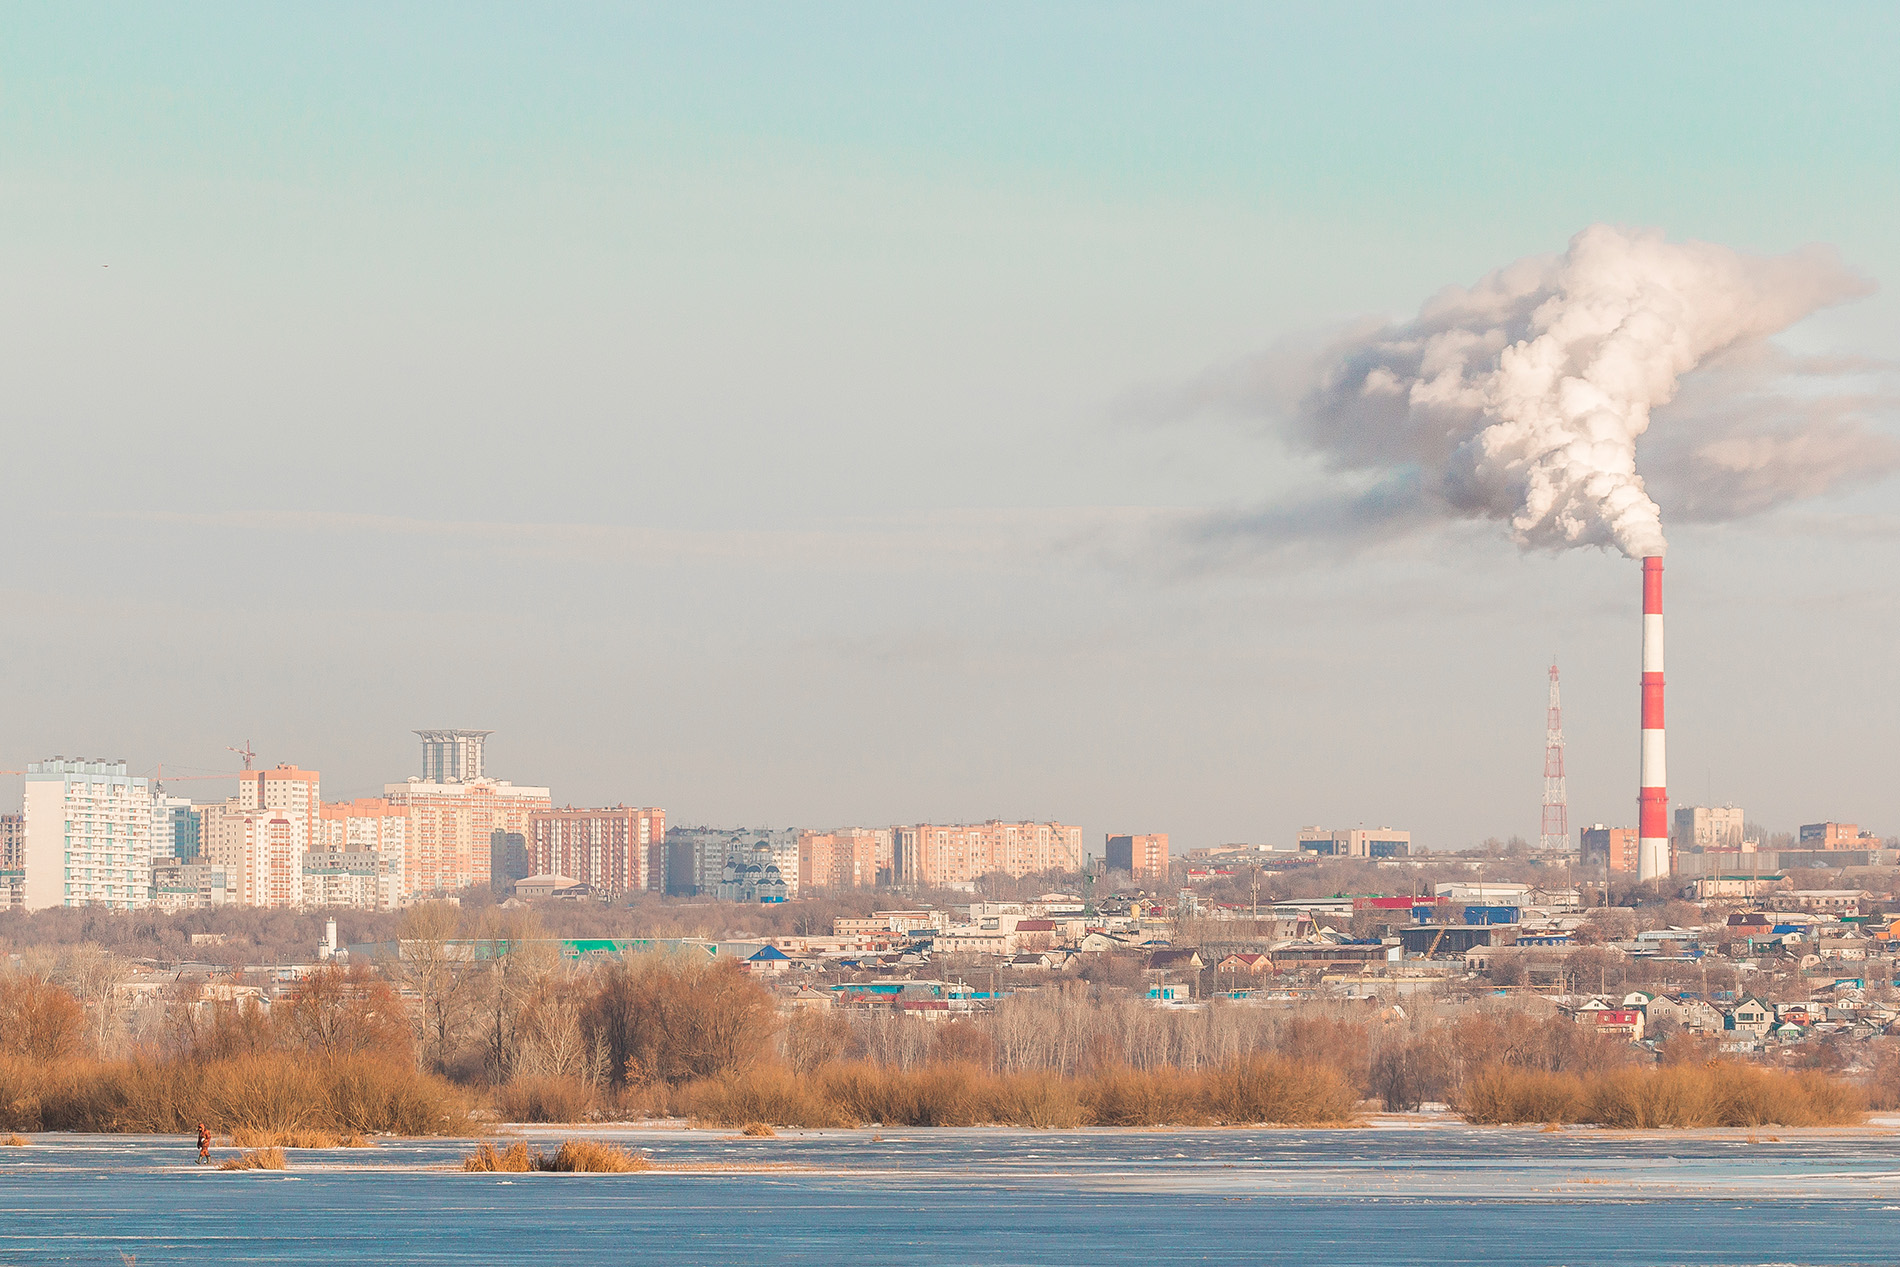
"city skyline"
2,7,1896,852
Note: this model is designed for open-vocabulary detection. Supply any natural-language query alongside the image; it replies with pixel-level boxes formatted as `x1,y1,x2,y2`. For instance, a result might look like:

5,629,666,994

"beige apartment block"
798,827,890,891
198,804,307,908
1106,833,1170,884
527,806,666,897
238,764,321,826
892,821,1083,888
318,798,412,897
385,777,552,896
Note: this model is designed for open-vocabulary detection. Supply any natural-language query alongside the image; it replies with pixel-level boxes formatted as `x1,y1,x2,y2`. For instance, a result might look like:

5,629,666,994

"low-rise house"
1726,997,1774,1036
1595,1008,1645,1041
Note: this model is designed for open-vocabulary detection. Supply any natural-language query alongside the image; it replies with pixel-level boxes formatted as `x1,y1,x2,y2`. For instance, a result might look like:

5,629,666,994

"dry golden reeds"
534,1139,650,1172
217,1147,287,1171
0,1052,468,1136
494,1075,595,1124
740,1122,776,1137
461,1139,652,1172
2,1133,29,1146
231,1127,339,1150
1456,1062,1866,1128
684,1056,1363,1129
462,1142,536,1172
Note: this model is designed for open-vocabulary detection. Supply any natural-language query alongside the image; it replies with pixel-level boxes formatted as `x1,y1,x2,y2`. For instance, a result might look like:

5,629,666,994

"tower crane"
226,742,257,772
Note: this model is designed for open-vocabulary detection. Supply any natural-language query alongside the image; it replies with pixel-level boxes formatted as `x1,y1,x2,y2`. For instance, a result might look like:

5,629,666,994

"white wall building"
22,758,158,910
152,860,231,912
301,850,397,910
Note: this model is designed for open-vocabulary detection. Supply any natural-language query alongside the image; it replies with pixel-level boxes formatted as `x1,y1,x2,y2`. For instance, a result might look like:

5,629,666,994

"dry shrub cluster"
0,964,468,1136
217,1146,287,1171
1459,1062,1866,1127
684,1055,1359,1129
0,1052,467,1135
228,1127,373,1149
2,1133,28,1146
461,1139,649,1172
494,1075,596,1124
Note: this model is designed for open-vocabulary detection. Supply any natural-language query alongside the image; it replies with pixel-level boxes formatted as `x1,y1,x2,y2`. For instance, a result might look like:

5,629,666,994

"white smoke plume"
1213,225,1883,560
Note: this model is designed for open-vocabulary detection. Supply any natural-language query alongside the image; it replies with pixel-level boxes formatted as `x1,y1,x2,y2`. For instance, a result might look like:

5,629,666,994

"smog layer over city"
2,7,1897,1266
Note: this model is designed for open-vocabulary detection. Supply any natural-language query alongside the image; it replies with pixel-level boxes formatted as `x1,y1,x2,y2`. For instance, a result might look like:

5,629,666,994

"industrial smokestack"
1638,557,1669,880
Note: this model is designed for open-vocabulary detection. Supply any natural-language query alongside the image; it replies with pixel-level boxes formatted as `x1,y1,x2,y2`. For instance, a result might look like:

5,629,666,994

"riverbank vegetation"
1458,1062,1864,1127
0,919,1882,1133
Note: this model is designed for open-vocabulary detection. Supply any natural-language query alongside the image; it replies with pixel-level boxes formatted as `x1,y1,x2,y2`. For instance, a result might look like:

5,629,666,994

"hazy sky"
3,4,1896,852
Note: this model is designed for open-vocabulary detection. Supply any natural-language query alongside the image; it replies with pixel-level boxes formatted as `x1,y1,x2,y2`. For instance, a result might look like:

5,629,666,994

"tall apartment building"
198,804,307,908
239,764,321,820
892,821,1084,889
1296,827,1410,859
152,794,197,862
317,798,411,897
416,729,492,783
797,827,890,891
23,763,159,911
527,806,667,897
1581,824,1639,874
385,777,551,896
22,759,158,911
1674,805,1746,851
490,831,530,894
1,813,23,912
1799,822,1880,850
1105,833,1170,884
0,813,21,871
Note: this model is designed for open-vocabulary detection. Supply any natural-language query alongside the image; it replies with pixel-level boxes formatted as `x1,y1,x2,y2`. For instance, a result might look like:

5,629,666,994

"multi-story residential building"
665,827,800,897
22,759,158,910
238,764,321,822
1674,805,1746,852
527,806,666,898
300,850,397,910
384,777,551,896
490,830,530,894
151,860,231,912
1799,822,1880,850
1296,827,1410,859
1105,833,1170,883
151,794,197,862
1581,824,1639,874
415,729,492,783
892,821,1084,889
0,813,22,871
1,816,23,911
797,827,889,891
317,798,411,895
198,804,307,908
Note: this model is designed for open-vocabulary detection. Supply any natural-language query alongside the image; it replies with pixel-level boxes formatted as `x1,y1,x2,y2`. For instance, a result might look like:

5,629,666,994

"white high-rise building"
22,759,158,910
152,794,195,862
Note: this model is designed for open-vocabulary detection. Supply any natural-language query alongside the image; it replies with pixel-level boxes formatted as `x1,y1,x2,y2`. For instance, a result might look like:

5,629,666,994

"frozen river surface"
4,1124,1900,1265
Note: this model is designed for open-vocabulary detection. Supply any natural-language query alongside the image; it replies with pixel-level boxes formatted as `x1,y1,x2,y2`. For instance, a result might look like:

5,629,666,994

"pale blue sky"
2,4,1895,850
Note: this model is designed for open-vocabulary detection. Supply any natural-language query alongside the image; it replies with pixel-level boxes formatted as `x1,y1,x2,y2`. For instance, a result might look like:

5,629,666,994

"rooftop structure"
415,729,493,783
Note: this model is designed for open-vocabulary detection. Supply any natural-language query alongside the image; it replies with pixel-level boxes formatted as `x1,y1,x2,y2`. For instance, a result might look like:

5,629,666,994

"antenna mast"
1541,662,1568,854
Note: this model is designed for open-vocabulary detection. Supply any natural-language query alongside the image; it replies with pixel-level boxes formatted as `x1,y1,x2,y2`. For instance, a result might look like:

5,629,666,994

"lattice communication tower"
1541,662,1568,853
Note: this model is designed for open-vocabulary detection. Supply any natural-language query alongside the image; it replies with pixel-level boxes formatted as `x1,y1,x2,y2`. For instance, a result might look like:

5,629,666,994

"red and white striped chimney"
1637,555,1669,880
